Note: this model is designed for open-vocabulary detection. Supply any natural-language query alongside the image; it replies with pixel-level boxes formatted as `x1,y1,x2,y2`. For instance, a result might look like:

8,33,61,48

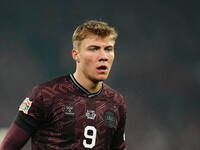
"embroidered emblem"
104,110,116,128
86,110,96,120
19,97,32,114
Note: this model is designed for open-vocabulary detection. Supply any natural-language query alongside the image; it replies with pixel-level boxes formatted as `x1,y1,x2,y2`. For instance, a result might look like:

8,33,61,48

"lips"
97,65,108,70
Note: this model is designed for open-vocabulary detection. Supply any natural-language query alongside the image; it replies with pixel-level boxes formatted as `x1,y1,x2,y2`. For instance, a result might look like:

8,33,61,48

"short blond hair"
72,20,118,49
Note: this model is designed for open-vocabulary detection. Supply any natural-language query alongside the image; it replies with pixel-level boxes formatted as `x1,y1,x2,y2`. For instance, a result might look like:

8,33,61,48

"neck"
73,72,102,93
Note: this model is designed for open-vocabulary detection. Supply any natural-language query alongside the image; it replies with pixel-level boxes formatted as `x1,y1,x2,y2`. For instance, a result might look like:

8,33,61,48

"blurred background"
0,0,200,149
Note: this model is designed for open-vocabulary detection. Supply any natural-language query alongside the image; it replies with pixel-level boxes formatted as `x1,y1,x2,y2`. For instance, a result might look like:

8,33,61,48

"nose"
99,50,108,62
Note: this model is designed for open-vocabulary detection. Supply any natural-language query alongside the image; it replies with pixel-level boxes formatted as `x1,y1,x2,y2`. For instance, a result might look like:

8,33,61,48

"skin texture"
72,34,115,93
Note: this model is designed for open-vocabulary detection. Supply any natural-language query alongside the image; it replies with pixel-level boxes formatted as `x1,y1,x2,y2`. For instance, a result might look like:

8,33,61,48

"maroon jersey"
15,74,126,150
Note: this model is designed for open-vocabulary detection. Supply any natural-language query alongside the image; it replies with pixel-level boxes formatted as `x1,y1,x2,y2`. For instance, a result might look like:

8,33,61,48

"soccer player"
0,20,126,150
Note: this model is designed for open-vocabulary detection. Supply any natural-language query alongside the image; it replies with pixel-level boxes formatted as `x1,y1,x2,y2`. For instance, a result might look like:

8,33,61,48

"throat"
88,82,102,93
73,72,103,94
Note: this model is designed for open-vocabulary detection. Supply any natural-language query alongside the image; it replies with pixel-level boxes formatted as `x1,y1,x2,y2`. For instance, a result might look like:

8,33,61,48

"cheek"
80,55,94,66
109,53,115,64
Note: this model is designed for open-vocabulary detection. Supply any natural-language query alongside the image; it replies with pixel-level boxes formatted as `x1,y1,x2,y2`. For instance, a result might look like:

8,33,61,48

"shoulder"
102,83,126,106
28,75,71,100
102,84,127,118
39,75,69,88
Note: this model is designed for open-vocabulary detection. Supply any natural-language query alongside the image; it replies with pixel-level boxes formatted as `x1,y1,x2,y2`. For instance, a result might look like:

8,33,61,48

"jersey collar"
70,74,103,98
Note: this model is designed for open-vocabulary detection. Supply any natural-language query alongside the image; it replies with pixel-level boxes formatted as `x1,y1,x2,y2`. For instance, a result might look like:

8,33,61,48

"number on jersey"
83,126,97,149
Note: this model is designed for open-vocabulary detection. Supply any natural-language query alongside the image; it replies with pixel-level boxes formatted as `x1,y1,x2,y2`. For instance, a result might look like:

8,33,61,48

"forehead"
80,35,115,48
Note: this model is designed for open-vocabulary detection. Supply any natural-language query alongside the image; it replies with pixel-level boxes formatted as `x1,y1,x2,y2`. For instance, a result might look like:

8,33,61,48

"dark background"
0,0,200,149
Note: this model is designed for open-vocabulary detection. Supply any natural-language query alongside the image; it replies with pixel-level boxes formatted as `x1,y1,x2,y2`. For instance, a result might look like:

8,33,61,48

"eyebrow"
87,45,113,48
88,45,100,48
105,45,113,48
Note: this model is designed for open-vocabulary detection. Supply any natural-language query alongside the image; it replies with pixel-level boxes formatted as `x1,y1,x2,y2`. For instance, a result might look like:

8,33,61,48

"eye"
88,46,99,51
105,46,113,51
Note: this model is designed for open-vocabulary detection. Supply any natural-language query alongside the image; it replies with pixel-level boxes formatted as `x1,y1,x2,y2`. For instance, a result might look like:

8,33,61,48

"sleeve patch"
19,97,32,114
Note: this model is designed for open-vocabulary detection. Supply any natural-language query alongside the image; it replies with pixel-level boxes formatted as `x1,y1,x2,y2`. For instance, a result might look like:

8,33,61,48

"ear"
72,49,80,63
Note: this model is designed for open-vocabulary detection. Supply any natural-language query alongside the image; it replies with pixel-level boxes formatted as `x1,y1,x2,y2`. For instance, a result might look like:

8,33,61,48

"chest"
44,95,120,133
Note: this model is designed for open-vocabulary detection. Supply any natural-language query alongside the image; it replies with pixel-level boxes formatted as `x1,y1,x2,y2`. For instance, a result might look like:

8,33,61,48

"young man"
0,20,126,150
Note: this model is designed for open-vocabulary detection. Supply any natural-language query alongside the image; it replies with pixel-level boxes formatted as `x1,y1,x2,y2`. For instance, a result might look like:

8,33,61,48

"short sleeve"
15,85,44,134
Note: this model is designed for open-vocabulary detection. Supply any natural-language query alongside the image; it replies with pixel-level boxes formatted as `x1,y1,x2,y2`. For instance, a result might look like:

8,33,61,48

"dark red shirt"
15,74,126,150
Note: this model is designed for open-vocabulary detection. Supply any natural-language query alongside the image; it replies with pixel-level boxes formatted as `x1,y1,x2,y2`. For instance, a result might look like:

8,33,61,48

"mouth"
97,65,108,71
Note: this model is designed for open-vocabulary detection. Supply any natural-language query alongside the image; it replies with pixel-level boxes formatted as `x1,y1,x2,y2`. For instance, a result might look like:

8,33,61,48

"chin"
96,74,108,81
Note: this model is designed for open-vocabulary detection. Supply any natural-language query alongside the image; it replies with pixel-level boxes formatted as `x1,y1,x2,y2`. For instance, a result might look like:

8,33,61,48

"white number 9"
83,126,97,149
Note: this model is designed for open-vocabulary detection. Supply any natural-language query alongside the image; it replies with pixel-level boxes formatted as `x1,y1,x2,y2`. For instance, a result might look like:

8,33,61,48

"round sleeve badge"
103,110,116,128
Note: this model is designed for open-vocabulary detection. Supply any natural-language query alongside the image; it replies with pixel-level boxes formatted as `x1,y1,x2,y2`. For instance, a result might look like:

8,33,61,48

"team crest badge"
104,110,116,128
19,97,32,114
86,110,96,120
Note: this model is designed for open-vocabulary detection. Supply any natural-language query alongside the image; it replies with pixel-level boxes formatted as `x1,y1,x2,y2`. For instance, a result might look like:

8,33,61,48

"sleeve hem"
14,111,39,134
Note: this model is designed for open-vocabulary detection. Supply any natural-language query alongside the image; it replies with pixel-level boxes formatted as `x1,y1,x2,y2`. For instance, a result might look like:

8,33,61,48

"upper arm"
16,85,44,133
0,123,31,150
0,85,44,150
